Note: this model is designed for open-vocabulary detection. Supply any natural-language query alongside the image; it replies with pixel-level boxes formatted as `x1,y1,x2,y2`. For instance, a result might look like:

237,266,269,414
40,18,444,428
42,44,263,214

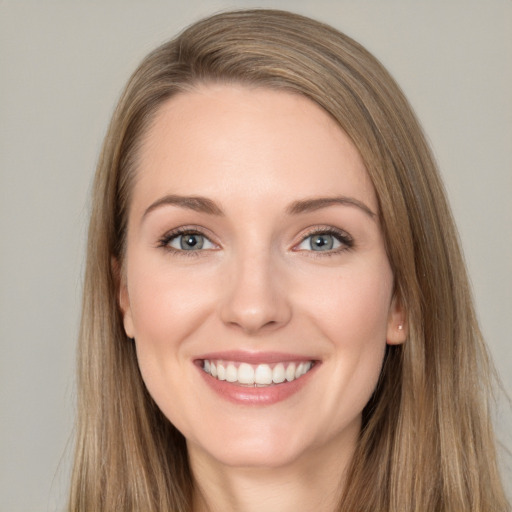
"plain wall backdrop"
1,1,511,510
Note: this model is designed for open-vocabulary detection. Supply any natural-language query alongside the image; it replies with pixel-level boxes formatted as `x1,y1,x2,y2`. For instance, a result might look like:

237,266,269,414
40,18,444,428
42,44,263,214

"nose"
219,251,292,335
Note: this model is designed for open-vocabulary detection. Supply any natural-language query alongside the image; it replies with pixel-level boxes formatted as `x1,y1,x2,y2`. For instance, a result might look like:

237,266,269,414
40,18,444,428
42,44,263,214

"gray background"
1,1,511,510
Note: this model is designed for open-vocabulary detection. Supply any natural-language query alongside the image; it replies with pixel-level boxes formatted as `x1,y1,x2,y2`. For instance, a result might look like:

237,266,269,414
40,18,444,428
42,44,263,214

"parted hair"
69,9,509,511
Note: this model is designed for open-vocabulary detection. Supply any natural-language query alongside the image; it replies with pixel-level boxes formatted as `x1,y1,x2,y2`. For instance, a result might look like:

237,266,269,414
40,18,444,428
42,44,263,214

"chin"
185,419,311,469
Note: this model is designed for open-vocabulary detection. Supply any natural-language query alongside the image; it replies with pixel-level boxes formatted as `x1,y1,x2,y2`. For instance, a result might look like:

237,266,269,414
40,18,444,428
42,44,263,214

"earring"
398,324,404,331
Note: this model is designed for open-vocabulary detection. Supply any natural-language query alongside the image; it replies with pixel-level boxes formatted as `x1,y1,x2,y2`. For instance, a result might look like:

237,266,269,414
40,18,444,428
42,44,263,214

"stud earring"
398,324,404,331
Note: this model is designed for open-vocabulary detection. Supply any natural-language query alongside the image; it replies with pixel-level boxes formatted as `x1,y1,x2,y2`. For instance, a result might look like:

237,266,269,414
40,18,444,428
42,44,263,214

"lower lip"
197,363,318,406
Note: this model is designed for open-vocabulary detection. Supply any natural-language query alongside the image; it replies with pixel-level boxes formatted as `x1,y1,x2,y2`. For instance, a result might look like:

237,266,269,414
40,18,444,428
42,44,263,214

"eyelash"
157,226,216,258
157,225,354,257
295,226,354,257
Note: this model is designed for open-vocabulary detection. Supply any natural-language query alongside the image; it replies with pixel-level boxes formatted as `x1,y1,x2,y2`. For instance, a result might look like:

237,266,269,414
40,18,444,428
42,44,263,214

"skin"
119,84,406,512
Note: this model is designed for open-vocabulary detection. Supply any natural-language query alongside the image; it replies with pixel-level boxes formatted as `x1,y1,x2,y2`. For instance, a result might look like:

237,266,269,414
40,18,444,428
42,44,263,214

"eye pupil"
180,234,204,250
311,234,333,251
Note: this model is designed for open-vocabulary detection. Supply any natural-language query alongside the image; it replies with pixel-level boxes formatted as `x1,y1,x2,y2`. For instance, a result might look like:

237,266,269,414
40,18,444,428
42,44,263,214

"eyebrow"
143,194,224,220
286,197,376,219
142,194,376,221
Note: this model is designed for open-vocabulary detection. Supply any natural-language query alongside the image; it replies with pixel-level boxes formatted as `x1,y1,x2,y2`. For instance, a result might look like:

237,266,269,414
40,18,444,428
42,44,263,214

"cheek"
124,256,218,400
126,255,217,346
301,263,393,410
306,264,393,344
125,257,220,431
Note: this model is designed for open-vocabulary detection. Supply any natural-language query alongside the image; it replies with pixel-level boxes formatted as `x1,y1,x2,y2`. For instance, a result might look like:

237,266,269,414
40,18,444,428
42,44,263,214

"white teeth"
254,364,273,385
285,363,296,382
237,363,255,385
226,363,238,382
272,363,286,383
203,359,314,386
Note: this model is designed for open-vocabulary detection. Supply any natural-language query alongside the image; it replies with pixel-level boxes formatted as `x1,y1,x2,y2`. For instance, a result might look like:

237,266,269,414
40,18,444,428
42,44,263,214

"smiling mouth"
201,360,315,387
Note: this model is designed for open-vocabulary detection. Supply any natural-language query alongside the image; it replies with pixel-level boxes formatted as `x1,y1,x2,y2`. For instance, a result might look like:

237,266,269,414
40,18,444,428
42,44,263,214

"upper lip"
195,350,318,365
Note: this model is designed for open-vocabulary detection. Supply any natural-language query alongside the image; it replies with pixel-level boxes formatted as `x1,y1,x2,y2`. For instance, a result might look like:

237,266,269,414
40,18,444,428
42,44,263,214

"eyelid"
156,224,353,255
157,225,220,253
292,225,354,253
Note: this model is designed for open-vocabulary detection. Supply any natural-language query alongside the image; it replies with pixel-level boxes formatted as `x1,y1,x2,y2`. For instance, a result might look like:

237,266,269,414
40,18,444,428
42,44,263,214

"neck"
188,424,358,512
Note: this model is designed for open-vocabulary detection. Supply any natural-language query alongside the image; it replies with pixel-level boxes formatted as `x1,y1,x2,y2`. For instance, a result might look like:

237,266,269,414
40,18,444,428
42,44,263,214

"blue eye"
296,229,352,252
163,231,216,251
309,234,337,251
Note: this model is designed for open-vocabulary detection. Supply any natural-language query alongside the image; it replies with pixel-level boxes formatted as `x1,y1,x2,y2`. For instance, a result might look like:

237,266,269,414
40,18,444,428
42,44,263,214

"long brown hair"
70,9,509,511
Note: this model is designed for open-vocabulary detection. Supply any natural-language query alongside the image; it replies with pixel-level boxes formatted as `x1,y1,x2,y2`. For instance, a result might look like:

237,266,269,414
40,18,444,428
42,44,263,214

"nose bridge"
219,243,291,334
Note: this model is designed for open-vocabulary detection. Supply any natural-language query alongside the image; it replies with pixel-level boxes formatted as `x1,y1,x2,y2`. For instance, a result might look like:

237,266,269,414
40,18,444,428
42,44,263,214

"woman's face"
120,84,405,470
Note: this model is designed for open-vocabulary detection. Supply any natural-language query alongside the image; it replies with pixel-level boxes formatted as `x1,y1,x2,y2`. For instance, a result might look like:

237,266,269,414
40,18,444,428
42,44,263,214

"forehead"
132,84,377,215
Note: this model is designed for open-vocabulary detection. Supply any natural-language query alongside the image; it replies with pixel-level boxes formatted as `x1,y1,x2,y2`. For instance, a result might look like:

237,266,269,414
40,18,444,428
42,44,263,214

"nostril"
227,318,275,333
219,272,293,332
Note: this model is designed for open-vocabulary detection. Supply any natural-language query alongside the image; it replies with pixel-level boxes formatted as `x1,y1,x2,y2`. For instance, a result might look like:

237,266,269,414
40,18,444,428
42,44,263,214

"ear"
386,293,407,345
112,257,135,339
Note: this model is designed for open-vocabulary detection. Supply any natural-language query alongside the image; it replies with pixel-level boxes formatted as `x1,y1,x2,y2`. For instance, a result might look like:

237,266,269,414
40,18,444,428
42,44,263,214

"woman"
69,9,510,511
